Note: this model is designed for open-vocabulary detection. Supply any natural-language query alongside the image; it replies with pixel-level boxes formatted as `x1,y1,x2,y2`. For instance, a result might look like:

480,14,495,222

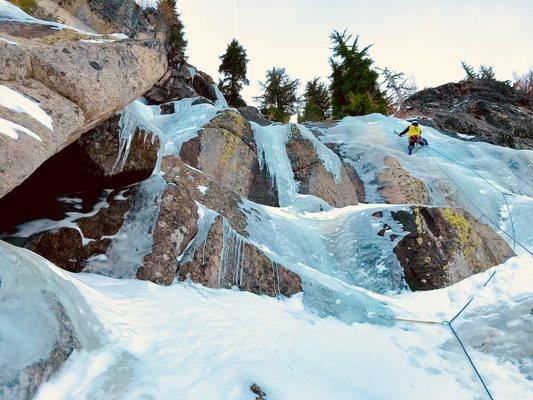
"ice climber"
397,122,429,155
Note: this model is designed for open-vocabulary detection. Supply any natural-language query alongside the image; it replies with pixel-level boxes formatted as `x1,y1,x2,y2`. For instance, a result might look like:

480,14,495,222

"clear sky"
180,0,533,105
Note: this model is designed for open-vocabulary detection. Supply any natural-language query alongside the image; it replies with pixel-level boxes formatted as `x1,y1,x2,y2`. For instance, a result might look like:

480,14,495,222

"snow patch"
0,116,41,141
0,84,53,130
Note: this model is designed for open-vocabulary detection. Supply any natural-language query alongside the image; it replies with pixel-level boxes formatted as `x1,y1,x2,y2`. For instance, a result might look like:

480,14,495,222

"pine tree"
157,0,187,57
300,78,331,122
329,30,388,118
256,67,300,123
461,61,477,79
218,39,249,107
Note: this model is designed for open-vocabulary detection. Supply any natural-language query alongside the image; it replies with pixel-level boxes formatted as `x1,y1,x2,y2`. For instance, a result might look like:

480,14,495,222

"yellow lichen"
39,29,91,45
220,130,239,164
441,208,479,257
414,207,423,234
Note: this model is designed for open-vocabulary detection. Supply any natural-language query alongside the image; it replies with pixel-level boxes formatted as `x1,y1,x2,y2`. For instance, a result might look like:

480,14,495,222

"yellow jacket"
407,124,422,137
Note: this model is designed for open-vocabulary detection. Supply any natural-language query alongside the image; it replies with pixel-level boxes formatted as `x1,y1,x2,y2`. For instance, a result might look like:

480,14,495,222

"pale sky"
180,0,533,105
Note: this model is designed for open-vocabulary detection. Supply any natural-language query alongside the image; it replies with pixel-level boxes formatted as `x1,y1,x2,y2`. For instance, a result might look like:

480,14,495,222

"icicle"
251,122,299,206
113,100,163,173
219,219,245,288
213,84,229,108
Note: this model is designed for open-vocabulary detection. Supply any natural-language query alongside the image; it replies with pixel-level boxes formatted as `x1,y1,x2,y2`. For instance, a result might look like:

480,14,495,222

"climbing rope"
427,148,531,255
382,133,533,399
379,270,498,400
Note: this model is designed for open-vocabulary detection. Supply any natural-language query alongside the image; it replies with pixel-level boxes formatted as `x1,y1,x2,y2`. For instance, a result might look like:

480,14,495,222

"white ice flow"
2,88,532,399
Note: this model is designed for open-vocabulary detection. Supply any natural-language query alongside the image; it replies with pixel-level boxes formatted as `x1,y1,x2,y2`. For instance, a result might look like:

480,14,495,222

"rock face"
144,62,217,104
0,13,167,198
238,106,271,126
392,207,515,291
286,125,359,207
377,156,430,204
180,110,258,198
138,156,302,296
399,79,533,150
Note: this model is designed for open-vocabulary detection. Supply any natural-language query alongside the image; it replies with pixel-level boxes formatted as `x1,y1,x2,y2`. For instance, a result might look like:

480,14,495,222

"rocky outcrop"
286,125,359,207
32,0,168,41
238,106,271,126
144,61,217,104
0,10,167,198
392,206,515,291
179,110,258,198
399,79,533,149
138,156,302,296
377,156,430,204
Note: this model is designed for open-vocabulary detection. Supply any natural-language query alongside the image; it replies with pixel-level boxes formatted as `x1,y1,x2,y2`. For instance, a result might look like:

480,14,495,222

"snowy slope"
0,241,529,400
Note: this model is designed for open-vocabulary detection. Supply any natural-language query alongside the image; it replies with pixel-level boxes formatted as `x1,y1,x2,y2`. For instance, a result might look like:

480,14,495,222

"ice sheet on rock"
252,122,299,206
115,98,219,172
177,202,218,265
86,175,166,278
20,248,531,400
296,124,342,182
218,219,246,288
0,116,41,141
241,200,413,323
0,241,102,394
0,84,53,130
318,114,533,253
213,84,229,108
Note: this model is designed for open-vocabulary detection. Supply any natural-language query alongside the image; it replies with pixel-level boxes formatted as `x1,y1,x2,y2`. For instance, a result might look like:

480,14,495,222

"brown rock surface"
377,156,430,204
392,206,515,291
286,125,359,207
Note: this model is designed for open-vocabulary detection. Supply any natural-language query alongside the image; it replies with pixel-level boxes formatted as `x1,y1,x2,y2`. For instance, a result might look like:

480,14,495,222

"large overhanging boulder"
0,3,167,198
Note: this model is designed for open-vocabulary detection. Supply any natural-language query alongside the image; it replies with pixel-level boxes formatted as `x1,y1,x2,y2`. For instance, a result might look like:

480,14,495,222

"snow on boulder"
0,1,167,199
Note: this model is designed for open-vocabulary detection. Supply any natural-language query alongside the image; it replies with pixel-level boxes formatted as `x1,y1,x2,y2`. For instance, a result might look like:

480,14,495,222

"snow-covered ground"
0,241,530,400
1,94,532,399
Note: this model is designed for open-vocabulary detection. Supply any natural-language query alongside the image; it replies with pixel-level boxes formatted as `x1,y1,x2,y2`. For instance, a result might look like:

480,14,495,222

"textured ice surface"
318,114,533,253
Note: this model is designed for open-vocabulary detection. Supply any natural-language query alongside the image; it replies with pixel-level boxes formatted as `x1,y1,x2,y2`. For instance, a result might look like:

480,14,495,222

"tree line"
219,30,400,123
164,1,531,123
